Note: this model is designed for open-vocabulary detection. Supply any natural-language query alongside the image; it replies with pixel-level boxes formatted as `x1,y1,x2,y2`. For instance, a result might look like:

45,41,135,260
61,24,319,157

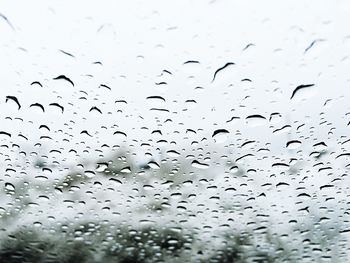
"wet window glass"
1,1,350,262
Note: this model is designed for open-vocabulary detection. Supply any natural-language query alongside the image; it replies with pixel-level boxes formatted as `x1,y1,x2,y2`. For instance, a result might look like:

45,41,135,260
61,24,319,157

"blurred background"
1,0,350,262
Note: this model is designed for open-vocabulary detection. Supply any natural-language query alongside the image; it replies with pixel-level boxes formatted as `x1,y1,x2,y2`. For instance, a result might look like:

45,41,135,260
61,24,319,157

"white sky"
0,0,349,165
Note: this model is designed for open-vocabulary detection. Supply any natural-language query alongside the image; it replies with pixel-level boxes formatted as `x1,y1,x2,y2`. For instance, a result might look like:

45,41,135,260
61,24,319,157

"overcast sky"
1,0,350,163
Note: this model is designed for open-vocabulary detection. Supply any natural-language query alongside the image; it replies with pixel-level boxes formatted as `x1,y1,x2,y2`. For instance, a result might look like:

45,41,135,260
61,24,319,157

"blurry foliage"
0,225,192,263
0,228,92,263
0,149,346,262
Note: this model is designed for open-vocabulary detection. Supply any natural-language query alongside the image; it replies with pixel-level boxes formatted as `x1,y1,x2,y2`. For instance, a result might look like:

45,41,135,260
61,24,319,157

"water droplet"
191,160,209,169
246,115,267,127
212,129,229,143
286,140,301,149
5,182,15,191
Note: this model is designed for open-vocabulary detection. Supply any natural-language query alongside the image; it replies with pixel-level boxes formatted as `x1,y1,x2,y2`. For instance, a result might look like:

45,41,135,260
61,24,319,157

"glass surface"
1,1,350,262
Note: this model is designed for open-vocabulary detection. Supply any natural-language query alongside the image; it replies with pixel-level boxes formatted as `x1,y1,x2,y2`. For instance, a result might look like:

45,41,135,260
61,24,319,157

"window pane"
1,1,349,262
